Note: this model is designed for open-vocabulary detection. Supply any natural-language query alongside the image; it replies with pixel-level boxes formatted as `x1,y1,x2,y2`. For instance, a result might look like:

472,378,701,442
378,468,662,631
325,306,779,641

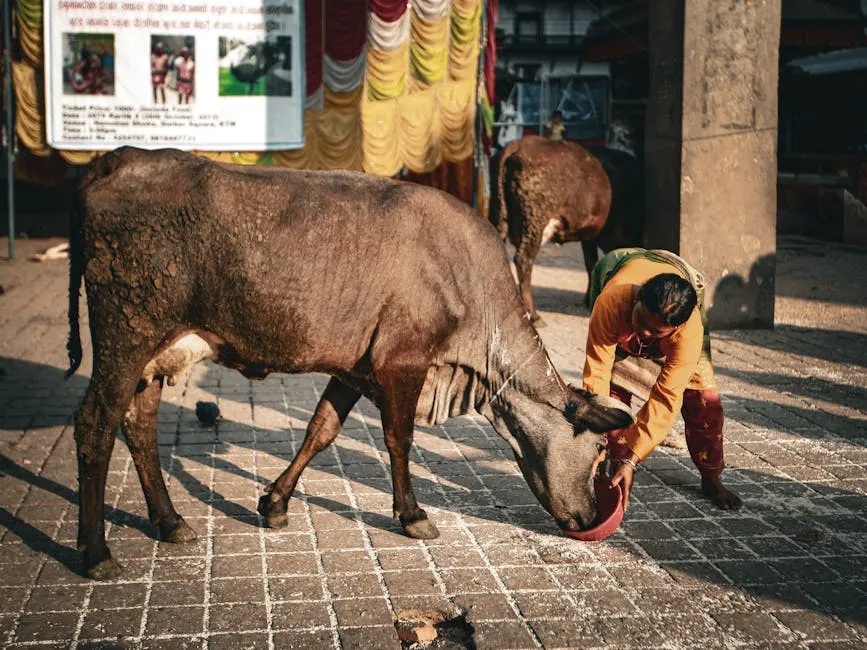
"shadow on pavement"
716,367,867,422
1,355,865,628
0,507,82,575
720,324,867,368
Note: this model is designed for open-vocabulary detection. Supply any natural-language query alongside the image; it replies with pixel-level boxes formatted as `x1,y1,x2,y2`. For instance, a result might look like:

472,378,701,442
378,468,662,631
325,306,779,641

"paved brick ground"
0,235,865,649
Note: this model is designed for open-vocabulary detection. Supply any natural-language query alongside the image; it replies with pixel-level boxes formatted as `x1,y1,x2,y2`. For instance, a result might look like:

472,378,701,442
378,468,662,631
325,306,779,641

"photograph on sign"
218,36,292,97
62,33,115,96
150,35,196,105
43,0,305,151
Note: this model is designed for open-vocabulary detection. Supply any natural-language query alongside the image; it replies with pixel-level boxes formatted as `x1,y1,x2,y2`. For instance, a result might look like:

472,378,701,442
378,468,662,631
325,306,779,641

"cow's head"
506,387,632,532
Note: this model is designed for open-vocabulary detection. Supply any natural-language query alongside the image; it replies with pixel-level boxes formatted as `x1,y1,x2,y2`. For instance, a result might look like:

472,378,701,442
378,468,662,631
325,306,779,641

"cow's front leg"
123,377,196,543
258,378,360,528
380,370,440,540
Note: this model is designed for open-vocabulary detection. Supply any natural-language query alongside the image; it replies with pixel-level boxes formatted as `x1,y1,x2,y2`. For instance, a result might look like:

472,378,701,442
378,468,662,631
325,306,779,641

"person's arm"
582,290,624,397
622,316,703,460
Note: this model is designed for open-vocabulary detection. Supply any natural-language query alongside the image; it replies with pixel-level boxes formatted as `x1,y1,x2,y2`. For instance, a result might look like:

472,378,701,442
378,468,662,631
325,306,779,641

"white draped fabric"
367,10,411,52
323,52,367,92
411,0,451,22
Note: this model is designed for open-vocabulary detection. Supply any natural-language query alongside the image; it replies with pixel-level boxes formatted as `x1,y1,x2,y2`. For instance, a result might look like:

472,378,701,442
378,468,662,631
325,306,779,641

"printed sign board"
44,0,305,150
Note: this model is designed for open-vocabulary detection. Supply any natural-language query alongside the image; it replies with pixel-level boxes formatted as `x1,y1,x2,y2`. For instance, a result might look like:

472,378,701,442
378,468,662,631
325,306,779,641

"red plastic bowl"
560,476,624,542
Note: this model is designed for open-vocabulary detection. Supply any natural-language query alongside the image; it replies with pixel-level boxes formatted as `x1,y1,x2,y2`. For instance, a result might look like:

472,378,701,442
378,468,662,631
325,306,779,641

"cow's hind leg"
76,359,148,580
379,362,439,540
258,378,360,528
122,377,197,543
515,231,543,324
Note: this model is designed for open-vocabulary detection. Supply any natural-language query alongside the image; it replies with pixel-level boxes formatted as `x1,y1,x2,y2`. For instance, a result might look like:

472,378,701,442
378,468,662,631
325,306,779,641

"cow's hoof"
403,518,440,540
533,316,547,328
162,518,198,543
258,493,288,528
87,557,124,581
264,512,289,529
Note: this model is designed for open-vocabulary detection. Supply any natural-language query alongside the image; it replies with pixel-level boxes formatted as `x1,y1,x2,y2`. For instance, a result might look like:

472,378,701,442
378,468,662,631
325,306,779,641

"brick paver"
1,235,865,649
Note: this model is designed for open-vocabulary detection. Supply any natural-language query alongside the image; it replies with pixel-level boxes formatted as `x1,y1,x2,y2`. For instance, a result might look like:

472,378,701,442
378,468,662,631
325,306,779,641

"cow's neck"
476,314,570,457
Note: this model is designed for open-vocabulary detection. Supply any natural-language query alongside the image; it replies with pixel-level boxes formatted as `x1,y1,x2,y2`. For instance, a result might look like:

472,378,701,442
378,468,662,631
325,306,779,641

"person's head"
632,273,697,339
154,42,165,55
551,110,562,124
180,47,191,59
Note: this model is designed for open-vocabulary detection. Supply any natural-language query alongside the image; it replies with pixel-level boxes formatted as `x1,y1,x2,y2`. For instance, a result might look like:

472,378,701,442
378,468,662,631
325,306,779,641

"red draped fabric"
369,0,409,22
484,0,498,104
325,0,368,61
305,0,324,96
403,158,475,206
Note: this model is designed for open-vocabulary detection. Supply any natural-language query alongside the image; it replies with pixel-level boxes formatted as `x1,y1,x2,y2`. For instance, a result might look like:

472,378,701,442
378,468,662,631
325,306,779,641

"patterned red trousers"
606,384,726,478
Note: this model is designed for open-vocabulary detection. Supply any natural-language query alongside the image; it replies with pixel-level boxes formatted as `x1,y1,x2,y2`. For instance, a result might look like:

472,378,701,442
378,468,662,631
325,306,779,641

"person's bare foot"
702,476,742,510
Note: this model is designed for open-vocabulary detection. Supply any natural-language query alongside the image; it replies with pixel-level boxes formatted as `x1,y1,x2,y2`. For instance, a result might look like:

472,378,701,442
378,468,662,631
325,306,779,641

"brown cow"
67,147,632,580
492,135,612,321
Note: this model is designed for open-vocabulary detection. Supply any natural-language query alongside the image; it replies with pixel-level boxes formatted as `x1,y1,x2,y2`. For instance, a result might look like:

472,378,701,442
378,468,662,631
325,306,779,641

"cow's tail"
66,149,133,378
493,145,512,240
66,197,85,379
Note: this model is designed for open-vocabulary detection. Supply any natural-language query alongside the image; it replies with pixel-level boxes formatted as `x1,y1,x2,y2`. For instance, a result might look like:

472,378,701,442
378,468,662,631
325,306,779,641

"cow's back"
76,148,520,375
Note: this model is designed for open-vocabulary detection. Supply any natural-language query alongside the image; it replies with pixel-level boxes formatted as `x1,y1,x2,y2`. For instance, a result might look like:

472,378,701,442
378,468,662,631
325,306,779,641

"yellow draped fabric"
398,87,441,172
365,40,409,101
409,11,449,91
11,62,50,157
16,12,43,66
317,107,363,170
59,150,101,165
193,151,265,165
448,0,481,83
361,99,401,177
11,0,48,156
325,84,364,110
271,108,362,171
361,79,476,175
439,79,475,161
14,0,41,23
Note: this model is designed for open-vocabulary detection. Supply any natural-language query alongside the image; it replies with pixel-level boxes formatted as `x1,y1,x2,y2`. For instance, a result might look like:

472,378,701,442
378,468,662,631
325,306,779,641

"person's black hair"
638,273,697,326
552,110,563,120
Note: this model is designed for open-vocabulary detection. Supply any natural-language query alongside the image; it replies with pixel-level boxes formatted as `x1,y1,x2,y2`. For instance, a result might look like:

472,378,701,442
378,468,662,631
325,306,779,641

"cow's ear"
566,394,633,433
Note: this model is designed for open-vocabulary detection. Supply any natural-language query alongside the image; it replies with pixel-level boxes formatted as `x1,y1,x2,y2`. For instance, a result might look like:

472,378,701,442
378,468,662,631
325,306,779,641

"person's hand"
609,453,639,510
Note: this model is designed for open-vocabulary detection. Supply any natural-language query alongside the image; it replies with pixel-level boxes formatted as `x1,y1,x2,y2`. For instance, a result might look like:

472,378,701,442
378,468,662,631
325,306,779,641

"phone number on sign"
151,135,196,143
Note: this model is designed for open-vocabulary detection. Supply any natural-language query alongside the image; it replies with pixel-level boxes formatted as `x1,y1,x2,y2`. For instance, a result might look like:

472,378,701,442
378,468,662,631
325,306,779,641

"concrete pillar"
644,0,782,329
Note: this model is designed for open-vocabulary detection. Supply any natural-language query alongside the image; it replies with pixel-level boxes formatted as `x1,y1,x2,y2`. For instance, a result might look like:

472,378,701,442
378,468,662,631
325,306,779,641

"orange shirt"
583,258,703,460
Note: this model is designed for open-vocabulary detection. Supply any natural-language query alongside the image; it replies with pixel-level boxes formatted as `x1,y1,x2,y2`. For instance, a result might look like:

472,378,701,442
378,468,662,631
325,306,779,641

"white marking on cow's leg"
141,333,217,385
540,218,560,246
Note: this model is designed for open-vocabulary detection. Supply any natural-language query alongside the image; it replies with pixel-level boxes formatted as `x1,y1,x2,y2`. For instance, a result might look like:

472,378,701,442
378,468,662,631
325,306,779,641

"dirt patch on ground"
395,609,476,649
